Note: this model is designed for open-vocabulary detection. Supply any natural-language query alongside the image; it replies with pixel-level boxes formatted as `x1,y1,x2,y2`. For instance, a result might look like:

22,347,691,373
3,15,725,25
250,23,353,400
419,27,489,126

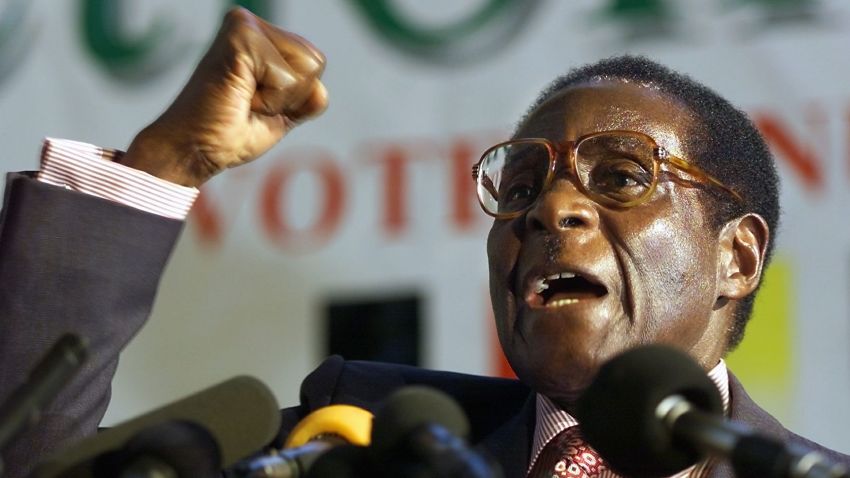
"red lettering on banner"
370,146,415,236
450,133,505,231
754,112,823,191
451,139,478,230
189,170,253,247
805,103,829,156
259,153,345,252
190,191,223,246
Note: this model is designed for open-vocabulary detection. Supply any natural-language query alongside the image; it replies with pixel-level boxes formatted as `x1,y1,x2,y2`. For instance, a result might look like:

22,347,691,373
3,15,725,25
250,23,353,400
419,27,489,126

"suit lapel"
477,392,536,478
708,372,790,478
726,372,789,437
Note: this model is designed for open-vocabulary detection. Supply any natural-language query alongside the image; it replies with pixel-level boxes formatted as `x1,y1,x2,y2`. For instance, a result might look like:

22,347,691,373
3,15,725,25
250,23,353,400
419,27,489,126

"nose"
525,178,600,233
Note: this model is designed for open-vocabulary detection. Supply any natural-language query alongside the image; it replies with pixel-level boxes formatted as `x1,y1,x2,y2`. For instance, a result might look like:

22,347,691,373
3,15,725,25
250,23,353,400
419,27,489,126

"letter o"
260,153,345,252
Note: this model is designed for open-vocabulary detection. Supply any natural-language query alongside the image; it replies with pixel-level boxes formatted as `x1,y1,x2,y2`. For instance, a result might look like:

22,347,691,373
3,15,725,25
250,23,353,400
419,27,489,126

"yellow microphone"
284,404,372,448
227,404,373,477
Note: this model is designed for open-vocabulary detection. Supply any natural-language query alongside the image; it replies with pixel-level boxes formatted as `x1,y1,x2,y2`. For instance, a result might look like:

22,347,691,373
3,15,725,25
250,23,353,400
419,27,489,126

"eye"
498,173,540,212
605,172,638,188
590,158,652,195
505,183,535,202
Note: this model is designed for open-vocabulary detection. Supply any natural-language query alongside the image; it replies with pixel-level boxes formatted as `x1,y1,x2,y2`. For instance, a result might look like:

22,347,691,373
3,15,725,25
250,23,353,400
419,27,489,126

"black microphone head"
575,345,723,478
92,420,221,478
306,445,375,478
370,386,470,457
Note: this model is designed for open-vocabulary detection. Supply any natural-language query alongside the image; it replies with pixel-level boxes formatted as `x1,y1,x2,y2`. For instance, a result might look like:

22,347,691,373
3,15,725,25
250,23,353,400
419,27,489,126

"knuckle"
262,61,297,86
220,16,260,53
274,68,299,88
222,7,258,41
224,6,252,24
278,32,325,73
300,54,325,77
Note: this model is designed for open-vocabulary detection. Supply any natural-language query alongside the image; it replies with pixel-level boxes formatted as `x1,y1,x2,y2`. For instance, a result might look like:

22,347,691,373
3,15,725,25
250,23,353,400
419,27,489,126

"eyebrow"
501,147,544,177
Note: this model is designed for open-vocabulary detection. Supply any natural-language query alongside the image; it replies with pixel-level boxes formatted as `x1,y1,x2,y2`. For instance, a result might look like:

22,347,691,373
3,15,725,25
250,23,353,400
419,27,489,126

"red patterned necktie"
527,426,607,478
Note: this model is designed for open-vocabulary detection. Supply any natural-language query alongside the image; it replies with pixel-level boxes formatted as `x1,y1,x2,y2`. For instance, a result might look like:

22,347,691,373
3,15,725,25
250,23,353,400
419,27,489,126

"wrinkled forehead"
515,80,702,160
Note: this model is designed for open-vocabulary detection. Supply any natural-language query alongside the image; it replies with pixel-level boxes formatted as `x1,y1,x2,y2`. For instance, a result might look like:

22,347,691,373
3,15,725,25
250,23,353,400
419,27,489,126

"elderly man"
0,8,847,478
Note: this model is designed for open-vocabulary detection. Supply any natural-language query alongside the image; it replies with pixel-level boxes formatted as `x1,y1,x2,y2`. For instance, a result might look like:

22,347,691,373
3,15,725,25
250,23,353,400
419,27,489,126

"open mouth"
527,272,608,308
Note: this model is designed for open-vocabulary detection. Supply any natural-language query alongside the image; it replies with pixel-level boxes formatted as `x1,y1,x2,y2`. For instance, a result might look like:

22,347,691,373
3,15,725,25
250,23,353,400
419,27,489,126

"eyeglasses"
471,130,742,219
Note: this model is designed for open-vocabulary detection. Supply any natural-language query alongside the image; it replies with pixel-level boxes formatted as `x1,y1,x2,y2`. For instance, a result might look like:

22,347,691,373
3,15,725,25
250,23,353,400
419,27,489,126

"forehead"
516,80,700,159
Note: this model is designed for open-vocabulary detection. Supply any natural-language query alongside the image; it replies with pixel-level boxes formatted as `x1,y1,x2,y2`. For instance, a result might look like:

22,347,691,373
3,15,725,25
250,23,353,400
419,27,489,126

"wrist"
122,125,218,188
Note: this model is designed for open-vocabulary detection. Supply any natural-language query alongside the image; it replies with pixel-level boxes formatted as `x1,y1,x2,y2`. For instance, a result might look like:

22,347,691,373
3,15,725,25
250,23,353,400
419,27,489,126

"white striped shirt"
36,138,198,220
529,360,730,477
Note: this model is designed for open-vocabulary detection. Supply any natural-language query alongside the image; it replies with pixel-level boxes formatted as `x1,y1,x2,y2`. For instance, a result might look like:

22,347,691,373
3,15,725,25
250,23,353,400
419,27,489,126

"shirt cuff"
36,138,199,220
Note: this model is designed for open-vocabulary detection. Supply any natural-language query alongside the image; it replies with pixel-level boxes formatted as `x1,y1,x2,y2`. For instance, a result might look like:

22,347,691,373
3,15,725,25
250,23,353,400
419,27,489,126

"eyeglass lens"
477,133,657,215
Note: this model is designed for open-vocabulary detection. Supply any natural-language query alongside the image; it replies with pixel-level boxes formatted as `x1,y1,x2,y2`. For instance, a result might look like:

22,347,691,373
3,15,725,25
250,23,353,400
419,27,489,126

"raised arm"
0,8,326,476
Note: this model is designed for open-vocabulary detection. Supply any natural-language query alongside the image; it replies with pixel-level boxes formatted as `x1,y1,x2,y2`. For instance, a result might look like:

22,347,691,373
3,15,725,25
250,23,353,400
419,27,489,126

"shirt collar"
528,359,730,470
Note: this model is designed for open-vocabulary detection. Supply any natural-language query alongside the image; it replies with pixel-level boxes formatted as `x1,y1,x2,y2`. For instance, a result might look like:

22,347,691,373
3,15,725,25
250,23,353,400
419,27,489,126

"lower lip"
546,298,580,307
523,293,606,309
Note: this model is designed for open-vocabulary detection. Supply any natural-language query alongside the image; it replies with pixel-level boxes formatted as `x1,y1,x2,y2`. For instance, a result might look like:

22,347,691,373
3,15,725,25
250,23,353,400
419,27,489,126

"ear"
716,213,770,300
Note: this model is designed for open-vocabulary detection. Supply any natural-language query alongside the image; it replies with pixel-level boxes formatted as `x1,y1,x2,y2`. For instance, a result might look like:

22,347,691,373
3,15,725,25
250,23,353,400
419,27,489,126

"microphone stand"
89,420,221,478
658,395,850,478
0,334,88,477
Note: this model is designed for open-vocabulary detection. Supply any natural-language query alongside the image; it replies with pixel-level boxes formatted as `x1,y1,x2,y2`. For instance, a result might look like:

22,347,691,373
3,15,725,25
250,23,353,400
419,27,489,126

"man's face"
487,81,732,407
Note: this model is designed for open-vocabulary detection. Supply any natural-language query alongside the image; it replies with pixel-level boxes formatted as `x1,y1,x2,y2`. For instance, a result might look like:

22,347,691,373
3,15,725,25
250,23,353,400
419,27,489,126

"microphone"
0,333,88,464
304,444,374,478
370,386,503,478
34,376,281,478
92,420,221,478
225,404,373,478
576,345,850,478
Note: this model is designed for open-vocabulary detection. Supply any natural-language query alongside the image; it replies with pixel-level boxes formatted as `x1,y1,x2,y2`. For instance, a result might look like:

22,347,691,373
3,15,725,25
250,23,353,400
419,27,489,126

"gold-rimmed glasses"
471,130,742,219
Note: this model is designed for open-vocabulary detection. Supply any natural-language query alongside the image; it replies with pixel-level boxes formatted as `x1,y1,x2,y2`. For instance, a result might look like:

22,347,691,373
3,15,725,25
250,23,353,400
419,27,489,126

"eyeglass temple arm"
472,165,500,200
666,155,743,202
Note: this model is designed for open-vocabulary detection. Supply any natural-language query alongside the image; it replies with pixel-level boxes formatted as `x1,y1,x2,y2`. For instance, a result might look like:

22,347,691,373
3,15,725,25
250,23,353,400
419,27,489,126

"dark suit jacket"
1,173,848,477
0,173,183,477
279,355,850,478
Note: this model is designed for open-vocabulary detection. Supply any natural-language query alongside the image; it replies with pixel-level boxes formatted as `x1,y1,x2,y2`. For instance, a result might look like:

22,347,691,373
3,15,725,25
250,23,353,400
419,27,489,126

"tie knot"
528,426,607,478
555,426,586,446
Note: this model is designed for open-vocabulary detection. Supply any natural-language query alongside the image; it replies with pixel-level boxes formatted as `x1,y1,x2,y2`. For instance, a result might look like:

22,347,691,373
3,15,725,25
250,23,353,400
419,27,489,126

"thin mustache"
542,235,567,263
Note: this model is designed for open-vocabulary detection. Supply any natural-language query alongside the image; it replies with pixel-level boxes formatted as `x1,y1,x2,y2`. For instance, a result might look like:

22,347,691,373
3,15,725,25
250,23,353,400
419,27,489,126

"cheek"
629,214,716,326
487,222,520,322
487,221,522,277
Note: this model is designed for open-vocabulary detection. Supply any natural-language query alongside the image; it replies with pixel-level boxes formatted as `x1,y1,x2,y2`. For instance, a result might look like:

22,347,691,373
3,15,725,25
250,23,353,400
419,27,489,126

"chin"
506,345,601,411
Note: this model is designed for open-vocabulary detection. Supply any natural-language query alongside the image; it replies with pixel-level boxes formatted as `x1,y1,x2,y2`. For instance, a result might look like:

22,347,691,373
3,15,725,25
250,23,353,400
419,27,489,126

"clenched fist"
122,7,327,187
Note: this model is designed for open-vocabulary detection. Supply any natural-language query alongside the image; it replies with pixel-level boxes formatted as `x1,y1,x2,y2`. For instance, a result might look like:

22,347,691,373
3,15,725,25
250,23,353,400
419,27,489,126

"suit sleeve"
0,173,183,477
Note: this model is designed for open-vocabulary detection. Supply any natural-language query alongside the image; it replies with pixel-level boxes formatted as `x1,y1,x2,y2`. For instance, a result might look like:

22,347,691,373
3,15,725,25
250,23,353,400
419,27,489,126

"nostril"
528,215,546,232
559,216,584,228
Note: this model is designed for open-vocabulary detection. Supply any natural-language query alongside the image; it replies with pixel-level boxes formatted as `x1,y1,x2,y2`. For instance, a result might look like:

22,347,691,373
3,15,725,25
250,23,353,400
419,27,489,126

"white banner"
1,0,848,453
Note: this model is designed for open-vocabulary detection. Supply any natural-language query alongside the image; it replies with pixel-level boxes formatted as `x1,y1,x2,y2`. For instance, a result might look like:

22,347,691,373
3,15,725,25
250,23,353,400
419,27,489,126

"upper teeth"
533,272,578,293
545,272,576,281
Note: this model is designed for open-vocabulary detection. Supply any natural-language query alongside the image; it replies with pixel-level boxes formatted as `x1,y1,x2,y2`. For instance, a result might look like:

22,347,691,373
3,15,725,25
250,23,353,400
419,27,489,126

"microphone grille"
370,386,470,456
575,345,723,478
